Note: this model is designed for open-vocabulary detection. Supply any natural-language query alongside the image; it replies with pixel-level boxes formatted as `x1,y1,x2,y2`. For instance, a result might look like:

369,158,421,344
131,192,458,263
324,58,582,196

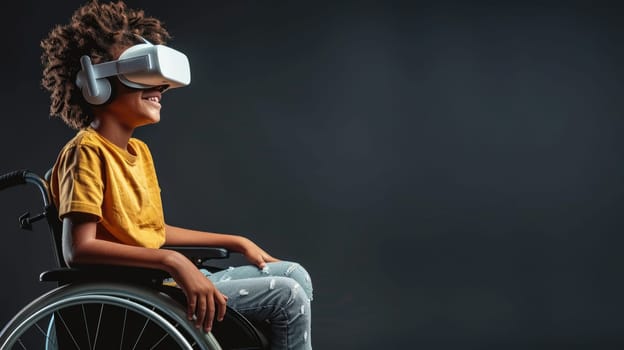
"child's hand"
165,251,228,332
239,237,280,269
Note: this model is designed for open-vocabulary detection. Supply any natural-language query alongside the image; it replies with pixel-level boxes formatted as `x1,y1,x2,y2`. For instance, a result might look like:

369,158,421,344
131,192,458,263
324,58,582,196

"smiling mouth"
145,96,161,103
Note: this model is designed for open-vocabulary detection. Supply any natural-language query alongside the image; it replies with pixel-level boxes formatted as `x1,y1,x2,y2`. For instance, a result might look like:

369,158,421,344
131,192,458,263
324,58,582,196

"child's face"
99,79,165,128
91,44,167,129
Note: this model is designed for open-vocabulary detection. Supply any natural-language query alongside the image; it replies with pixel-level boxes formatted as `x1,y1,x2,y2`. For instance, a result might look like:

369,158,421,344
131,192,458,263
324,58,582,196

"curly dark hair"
40,0,172,130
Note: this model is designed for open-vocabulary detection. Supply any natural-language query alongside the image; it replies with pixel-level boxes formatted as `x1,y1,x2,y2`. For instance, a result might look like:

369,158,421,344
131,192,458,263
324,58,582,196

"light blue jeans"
201,261,314,350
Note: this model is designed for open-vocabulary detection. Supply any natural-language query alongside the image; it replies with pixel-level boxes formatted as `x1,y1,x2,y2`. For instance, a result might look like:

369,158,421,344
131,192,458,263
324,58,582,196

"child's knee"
267,261,314,300
266,277,306,306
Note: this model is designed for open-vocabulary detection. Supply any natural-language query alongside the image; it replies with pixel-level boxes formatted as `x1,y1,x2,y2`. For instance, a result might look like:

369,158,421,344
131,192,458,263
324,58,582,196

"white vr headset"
76,38,191,105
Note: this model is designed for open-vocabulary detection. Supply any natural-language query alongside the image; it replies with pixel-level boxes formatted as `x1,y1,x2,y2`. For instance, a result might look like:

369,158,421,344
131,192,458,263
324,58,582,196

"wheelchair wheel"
0,282,222,350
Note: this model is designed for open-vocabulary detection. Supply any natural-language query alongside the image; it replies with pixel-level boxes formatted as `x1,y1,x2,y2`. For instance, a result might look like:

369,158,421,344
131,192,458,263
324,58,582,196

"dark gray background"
1,0,624,348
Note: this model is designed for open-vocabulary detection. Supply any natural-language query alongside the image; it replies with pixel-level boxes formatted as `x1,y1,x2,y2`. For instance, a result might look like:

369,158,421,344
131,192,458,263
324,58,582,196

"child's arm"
63,213,227,333
164,224,280,269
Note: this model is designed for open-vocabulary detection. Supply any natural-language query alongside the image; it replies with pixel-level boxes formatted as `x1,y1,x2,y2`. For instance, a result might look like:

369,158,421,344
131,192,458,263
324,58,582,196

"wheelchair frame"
0,169,270,350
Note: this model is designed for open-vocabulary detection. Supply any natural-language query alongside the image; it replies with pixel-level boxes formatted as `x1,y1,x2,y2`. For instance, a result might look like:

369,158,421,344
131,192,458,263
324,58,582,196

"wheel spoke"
149,330,170,349
119,308,128,350
17,338,27,350
93,304,104,350
55,311,81,350
33,321,47,337
131,313,152,350
82,305,93,350
34,320,57,347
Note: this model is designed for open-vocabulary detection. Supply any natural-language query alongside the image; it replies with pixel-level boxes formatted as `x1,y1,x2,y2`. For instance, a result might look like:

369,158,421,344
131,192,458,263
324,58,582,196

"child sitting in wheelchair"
39,1,313,348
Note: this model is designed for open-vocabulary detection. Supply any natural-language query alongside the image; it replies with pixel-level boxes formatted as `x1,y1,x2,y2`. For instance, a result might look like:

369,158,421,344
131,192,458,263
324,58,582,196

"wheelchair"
0,169,271,349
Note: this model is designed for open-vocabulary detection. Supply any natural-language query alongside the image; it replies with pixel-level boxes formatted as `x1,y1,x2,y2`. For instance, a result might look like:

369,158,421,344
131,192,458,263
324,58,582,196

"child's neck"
90,118,135,151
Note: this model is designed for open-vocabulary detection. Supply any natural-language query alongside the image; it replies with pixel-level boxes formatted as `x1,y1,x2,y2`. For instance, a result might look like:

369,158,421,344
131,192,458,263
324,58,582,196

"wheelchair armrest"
39,247,230,284
40,265,170,285
161,245,230,267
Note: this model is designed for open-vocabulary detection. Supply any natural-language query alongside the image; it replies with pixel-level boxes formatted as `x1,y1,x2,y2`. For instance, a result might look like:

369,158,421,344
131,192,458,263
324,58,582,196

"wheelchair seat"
0,169,271,350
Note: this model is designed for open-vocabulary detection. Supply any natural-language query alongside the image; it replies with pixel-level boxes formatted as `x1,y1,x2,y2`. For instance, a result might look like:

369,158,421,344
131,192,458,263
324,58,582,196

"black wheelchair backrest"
0,169,66,268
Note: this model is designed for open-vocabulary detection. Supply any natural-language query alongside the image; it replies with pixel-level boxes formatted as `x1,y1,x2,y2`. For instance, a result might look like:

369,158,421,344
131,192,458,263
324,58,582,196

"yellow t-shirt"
50,127,166,248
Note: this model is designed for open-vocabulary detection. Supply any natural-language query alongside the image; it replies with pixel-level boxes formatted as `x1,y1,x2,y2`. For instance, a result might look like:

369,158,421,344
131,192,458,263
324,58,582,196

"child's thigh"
206,261,313,300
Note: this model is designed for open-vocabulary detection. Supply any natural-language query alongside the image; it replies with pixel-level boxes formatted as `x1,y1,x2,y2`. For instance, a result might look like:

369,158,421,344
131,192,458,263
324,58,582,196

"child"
40,1,313,348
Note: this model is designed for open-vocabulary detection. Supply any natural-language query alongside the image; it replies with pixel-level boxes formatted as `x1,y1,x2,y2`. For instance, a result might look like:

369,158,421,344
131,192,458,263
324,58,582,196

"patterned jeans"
201,261,314,350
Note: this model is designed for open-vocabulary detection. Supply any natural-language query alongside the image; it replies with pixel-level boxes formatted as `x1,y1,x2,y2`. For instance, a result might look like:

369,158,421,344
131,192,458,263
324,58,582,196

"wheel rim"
2,294,195,349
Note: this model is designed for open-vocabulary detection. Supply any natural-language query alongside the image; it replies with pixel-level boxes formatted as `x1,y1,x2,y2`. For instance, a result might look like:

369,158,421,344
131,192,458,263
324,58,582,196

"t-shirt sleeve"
55,144,104,220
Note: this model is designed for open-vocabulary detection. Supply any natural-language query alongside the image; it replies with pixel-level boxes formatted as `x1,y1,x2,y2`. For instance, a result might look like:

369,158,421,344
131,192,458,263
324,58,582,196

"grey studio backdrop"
1,0,624,349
